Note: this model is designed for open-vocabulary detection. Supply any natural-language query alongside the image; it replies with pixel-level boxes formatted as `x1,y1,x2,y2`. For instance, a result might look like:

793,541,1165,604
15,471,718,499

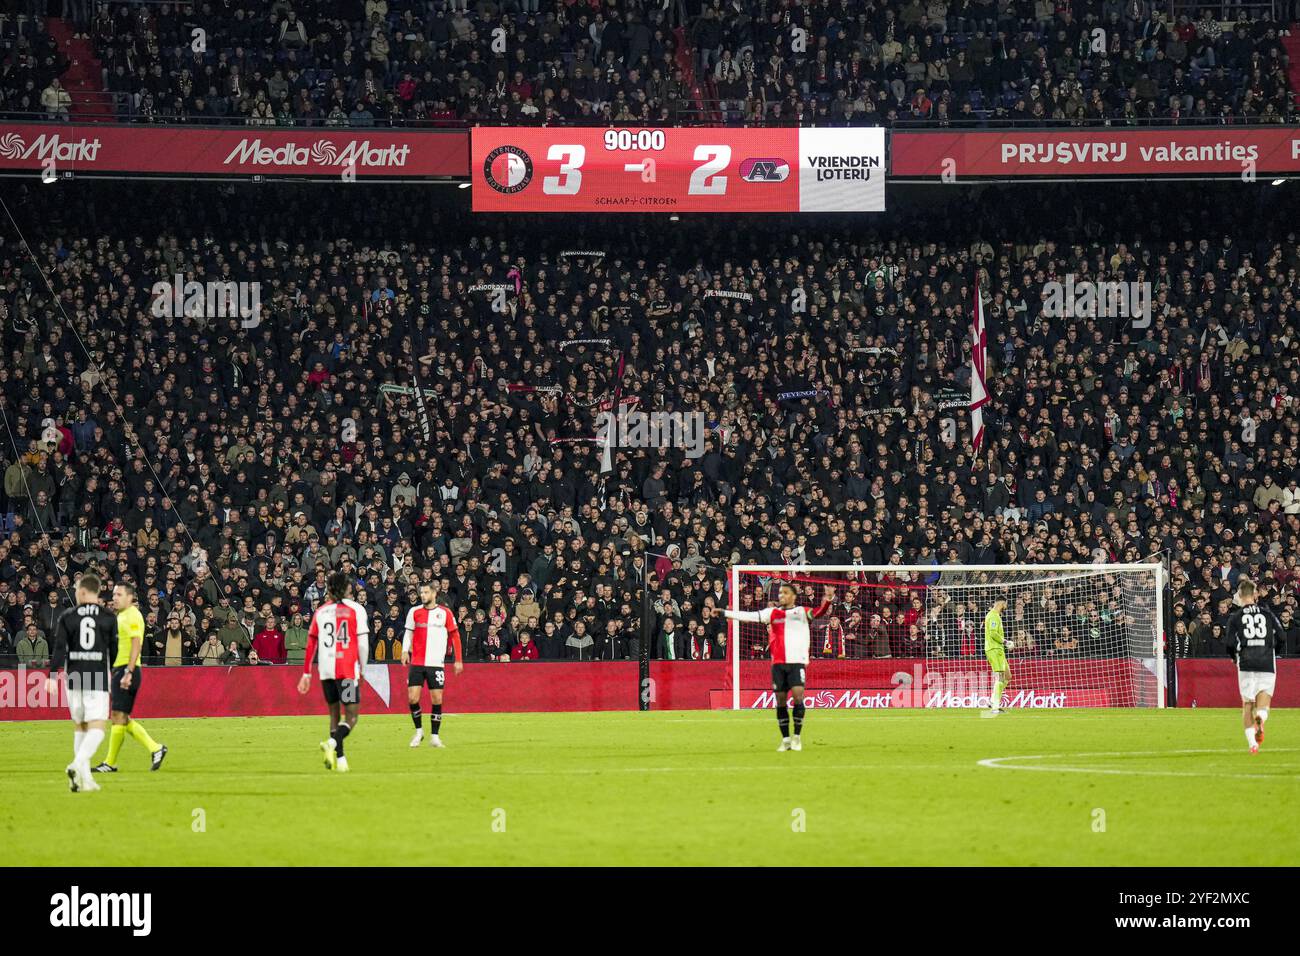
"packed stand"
1,180,1300,670
1,1,1295,127
692,0,1297,125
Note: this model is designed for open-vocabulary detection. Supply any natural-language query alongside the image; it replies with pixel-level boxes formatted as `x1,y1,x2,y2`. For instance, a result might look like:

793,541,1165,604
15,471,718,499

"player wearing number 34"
1224,577,1283,754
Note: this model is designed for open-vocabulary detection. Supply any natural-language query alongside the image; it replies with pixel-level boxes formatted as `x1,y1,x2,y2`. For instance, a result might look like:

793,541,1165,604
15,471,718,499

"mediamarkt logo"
927,689,1067,708
222,137,411,169
750,690,893,709
0,131,101,162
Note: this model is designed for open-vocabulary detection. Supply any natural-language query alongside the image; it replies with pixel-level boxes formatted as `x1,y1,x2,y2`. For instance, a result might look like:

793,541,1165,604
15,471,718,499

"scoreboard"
471,127,885,213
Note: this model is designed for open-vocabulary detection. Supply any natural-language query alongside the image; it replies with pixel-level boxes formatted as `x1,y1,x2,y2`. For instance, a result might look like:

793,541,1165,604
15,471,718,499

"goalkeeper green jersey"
983,608,1005,655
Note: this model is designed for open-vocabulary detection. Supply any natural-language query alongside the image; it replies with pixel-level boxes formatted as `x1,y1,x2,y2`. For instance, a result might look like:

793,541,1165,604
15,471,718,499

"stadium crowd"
2,0,1294,127
2,179,1300,668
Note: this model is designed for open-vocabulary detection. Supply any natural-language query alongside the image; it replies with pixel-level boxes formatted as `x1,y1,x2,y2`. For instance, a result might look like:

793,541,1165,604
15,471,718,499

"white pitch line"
978,748,1300,780
360,762,959,777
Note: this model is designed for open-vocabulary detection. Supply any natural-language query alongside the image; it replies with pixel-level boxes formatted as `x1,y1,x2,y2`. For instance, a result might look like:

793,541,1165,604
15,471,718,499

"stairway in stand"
45,18,115,123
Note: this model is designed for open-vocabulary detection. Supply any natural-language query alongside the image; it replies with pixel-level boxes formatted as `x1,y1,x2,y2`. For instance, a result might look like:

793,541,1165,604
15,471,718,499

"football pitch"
2,709,1297,867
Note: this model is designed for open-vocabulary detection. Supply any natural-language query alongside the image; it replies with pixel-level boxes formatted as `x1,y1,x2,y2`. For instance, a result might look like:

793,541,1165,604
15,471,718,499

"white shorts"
67,688,110,724
1238,670,1276,702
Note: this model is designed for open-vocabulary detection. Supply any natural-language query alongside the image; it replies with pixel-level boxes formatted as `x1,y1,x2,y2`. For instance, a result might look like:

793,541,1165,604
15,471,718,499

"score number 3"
541,144,731,197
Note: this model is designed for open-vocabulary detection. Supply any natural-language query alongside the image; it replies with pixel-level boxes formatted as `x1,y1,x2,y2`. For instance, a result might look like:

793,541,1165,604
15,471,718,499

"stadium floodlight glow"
727,564,1165,711
457,181,471,189
1272,179,1287,187
669,214,680,222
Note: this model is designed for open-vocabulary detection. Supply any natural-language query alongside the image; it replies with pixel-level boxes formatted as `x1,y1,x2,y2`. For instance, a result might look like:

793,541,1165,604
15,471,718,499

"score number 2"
541,144,731,197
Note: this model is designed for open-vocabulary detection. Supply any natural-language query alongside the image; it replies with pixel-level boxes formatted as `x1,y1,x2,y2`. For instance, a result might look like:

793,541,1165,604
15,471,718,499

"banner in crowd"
0,124,468,180
472,126,886,212
891,127,1300,179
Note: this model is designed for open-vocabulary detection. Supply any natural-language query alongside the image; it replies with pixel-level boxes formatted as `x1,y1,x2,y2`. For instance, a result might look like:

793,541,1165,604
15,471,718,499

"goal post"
728,564,1165,711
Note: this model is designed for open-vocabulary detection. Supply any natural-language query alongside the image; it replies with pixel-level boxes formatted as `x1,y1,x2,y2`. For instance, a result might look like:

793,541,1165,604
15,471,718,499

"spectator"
197,634,225,665
16,623,49,667
252,615,287,664
284,612,310,665
510,630,540,661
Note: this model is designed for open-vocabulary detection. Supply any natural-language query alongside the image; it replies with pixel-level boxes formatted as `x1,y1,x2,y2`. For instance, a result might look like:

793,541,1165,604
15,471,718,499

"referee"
92,583,168,773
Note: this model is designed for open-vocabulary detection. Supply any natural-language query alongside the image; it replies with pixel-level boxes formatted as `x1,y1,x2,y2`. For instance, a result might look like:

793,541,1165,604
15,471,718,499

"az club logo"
483,145,533,194
739,158,790,182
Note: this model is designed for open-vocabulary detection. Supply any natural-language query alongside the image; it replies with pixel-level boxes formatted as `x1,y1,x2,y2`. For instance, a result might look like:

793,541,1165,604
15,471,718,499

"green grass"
2,709,1297,866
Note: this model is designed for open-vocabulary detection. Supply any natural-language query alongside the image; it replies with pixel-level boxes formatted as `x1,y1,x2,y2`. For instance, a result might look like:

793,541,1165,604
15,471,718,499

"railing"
8,104,1299,132
1167,0,1279,21
674,100,1300,128
0,106,470,128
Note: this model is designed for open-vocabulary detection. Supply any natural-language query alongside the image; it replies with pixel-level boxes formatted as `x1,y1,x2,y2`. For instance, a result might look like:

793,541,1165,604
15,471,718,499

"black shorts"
321,678,362,706
110,665,141,714
771,663,807,694
408,666,446,690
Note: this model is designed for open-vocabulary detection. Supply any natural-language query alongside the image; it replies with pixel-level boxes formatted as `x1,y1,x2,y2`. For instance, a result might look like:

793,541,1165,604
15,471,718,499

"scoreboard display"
472,127,885,213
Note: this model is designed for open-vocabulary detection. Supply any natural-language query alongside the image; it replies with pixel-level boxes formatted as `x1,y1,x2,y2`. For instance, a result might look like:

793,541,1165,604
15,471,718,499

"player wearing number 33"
402,582,464,750
298,571,370,772
724,582,832,753
1224,577,1282,754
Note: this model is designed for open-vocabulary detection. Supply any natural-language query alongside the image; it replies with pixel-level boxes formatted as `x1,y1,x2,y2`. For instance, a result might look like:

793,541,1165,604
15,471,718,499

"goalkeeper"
982,596,1010,717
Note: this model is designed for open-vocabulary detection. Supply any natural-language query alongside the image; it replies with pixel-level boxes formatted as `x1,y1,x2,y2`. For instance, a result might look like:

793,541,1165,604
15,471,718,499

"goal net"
728,564,1164,711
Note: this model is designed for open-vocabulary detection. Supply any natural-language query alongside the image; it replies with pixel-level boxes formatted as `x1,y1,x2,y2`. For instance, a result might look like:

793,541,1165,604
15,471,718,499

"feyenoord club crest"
483,145,533,194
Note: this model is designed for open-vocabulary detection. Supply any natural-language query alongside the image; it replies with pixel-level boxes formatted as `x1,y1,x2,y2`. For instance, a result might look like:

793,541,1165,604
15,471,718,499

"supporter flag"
970,278,989,455
413,372,431,444
402,302,431,444
599,349,628,475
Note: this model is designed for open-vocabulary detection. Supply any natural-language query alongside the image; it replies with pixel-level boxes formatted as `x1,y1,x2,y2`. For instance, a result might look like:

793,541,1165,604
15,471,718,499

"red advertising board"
0,123,468,180
711,687,1110,709
471,126,885,212
891,126,1300,179
1176,659,1300,707
5,658,1283,719
0,661,727,720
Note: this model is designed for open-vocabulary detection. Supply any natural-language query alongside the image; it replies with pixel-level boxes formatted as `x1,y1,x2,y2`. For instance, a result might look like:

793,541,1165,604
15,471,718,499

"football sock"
73,730,85,760
431,704,443,736
106,724,127,765
1257,709,1268,722
409,703,422,730
991,677,1007,707
1245,728,1257,748
77,728,105,766
792,702,805,735
127,720,161,753
776,704,790,738
332,721,351,757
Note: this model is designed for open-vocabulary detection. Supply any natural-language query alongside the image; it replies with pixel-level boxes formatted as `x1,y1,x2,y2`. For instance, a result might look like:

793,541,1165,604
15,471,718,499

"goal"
727,564,1165,711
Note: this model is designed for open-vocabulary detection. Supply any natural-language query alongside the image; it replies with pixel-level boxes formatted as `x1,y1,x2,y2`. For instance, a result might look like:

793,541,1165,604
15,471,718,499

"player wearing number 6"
1224,577,1282,754
298,571,370,772
47,573,116,793
982,596,1010,717
723,582,832,752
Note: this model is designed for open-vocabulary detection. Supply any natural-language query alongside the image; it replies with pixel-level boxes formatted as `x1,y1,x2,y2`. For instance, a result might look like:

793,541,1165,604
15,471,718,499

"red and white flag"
970,277,989,455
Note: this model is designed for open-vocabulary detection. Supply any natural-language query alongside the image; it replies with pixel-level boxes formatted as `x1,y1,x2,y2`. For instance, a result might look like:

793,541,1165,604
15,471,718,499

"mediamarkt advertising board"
472,126,885,212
